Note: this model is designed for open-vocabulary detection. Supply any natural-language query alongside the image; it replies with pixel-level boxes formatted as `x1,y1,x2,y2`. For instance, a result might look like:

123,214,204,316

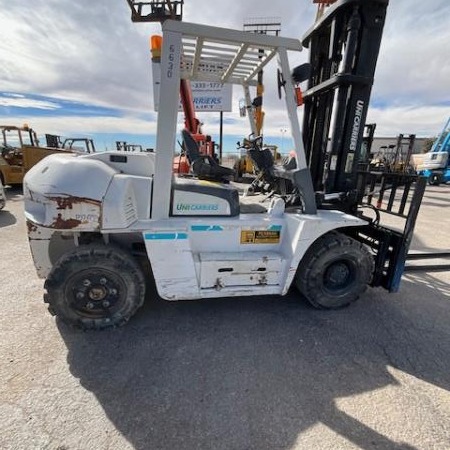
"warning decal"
240,230,280,244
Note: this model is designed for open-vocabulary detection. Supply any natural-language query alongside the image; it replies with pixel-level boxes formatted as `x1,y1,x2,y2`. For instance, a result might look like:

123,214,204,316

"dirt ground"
1,184,449,450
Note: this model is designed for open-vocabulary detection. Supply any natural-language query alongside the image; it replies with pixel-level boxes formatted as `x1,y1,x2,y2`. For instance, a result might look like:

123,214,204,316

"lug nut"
109,288,117,296
99,277,107,285
82,279,91,287
102,301,110,308
86,302,94,310
76,292,85,299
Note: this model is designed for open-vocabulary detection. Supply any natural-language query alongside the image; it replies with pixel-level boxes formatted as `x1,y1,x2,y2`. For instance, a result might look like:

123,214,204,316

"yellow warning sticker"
240,230,280,244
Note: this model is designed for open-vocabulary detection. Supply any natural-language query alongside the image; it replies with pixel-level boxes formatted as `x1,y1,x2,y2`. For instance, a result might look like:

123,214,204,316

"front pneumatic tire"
428,173,442,186
44,245,146,330
295,231,374,309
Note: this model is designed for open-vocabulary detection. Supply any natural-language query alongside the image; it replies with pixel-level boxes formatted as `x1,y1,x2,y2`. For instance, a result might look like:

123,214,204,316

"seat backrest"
181,129,201,163
248,147,274,172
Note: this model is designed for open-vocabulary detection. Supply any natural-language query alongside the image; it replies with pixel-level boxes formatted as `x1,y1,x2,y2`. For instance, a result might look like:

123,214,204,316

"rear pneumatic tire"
295,231,374,309
44,245,146,330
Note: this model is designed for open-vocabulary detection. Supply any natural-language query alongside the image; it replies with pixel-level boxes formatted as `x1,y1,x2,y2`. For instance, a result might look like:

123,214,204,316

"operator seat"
181,129,234,182
248,146,275,175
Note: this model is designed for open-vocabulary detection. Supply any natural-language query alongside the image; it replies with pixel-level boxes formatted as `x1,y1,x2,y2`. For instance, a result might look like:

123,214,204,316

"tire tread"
296,231,374,309
44,244,146,330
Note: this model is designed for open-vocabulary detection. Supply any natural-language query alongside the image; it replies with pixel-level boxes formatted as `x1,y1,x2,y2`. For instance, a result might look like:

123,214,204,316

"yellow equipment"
0,125,73,186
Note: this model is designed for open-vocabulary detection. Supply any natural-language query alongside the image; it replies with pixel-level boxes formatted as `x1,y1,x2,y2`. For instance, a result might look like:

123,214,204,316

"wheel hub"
69,271,124,318
88,286,108,301
323,261,354,291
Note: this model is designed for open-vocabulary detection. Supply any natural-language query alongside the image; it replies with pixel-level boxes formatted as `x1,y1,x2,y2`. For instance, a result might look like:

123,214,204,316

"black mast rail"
300,0,443,290
302,0,388,202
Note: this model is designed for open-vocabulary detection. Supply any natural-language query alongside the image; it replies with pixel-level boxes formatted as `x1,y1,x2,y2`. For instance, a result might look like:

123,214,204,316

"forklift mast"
314,0,338,20
362,123,376,162
301,0,430,291
302,0,388,209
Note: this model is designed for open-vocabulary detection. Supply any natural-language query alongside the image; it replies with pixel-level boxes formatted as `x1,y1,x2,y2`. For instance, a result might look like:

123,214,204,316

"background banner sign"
152,65,233,112
189,82,233,112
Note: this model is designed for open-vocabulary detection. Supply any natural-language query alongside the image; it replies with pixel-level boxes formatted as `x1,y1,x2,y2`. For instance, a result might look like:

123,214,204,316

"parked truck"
23,0,427,330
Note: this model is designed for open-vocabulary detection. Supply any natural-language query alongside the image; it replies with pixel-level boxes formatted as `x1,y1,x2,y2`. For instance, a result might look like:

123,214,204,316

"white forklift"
24,0,426,330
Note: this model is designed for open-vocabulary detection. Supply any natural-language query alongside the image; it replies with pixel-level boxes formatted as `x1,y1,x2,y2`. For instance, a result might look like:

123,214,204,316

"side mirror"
292,63,311,84
277,69,286,99
252,96,262,107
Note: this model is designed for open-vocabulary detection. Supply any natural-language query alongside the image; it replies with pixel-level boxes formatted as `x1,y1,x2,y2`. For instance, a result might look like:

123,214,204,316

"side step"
199,251,283,289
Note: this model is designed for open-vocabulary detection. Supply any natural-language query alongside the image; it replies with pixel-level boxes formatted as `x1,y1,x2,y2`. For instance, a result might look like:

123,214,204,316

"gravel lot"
1,184,449,450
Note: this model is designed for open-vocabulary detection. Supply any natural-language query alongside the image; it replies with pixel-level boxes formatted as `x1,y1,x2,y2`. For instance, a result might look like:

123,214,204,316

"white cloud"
3,93,25,98
6,104,446,150
0,1,152,111
4,114,156,137
367,105,450,137
374,2,450,105
1,0,449,138
0,96,60,110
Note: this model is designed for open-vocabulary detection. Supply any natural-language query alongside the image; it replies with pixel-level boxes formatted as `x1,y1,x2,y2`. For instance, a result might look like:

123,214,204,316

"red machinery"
313,0,338,20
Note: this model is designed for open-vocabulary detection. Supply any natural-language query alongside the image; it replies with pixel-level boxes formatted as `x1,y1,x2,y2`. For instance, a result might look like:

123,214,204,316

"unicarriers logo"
350,100,365,151
176,203,219,212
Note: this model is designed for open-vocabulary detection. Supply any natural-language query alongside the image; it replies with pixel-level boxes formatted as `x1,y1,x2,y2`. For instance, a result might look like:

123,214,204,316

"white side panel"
187,217,284,253
143,228,200,300
26,224,55,278
423,152,448,170
141,211,366,301
82,152,156,177
102,175,152,229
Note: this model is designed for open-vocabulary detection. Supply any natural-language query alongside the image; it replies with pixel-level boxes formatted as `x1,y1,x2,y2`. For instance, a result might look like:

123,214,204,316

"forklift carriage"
23,0,426,330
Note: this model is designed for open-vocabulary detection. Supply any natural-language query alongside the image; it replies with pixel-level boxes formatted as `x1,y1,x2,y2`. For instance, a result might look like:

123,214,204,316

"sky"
1,0,449,154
